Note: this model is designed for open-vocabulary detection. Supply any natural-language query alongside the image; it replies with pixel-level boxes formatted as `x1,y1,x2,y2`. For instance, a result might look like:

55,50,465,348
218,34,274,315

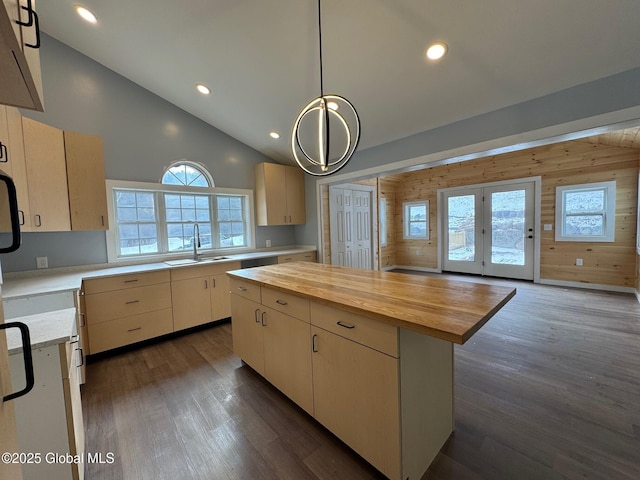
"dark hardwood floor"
81,276,640,480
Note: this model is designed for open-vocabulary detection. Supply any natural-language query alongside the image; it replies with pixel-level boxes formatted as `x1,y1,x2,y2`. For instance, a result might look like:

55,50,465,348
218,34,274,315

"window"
555,181,616,242
379,198,387,246
161,161,213,187
403,201,429,239
106,180,254,261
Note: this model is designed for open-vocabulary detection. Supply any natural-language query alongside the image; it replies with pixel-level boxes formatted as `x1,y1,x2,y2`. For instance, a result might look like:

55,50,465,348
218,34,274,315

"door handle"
1,322,35,402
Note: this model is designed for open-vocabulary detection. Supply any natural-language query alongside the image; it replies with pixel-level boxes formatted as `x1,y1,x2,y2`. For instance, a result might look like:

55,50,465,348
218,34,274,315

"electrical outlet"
36,256,48,269
416,250,421,256
266,239,271,248
576,258,583,266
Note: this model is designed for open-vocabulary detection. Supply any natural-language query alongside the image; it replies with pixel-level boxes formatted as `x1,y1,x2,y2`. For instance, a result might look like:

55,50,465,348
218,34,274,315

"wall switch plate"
576,258,583,266
36,256,48,269
266,240,271,247
544,224,553,231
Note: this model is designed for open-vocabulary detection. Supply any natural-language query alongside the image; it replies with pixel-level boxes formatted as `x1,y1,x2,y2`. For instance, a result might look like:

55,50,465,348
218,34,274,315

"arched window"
161,160,214,187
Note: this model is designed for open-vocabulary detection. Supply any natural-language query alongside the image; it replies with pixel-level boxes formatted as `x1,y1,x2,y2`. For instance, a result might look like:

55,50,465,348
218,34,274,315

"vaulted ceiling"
38,1,640,164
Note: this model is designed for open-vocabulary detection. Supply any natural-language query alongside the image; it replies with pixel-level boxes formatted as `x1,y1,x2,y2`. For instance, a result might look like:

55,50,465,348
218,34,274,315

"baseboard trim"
539,278,636,295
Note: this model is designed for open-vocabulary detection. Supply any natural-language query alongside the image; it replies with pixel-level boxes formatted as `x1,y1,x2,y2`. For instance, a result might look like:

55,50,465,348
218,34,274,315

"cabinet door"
0,0,43,111
311,326,401,480
64,130,108,231
262,307,313,414
171,276,212,331
230,294,265,376
255,162,287,226
210,273,231,321
22,117,70,231
1,107,31,230
284,165,306,224
63,346,85,480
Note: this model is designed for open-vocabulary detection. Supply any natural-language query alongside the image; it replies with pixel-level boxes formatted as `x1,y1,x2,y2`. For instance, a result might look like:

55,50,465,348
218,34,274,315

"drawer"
171,260,241,281
310,302,398,358
83,270,170,295
88,308,173,354
277,252,316,263
84,283,172,324
229,277,261,303
262,287,310,322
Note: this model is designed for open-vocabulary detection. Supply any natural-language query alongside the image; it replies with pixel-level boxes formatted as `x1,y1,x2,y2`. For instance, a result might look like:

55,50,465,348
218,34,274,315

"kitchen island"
227,262,516,480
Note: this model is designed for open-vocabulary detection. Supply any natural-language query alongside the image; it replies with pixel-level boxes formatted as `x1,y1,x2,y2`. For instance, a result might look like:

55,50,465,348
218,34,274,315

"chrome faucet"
193,222,201,261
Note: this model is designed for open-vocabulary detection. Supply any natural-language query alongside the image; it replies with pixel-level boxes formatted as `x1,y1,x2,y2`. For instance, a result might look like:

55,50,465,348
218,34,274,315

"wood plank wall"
319,139,639,288
385,140,639,287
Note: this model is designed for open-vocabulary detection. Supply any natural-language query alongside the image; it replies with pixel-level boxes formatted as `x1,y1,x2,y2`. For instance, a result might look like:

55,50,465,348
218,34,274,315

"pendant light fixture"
291,0,360,176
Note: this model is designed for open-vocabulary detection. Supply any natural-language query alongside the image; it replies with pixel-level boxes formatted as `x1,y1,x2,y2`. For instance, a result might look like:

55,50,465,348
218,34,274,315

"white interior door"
330,185,373,269
443,181,535,280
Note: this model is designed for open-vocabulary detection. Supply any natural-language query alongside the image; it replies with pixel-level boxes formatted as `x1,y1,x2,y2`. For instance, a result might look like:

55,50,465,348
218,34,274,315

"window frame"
403,200,429,240
555,181,616,242
379,197,387,247
105,179,255,263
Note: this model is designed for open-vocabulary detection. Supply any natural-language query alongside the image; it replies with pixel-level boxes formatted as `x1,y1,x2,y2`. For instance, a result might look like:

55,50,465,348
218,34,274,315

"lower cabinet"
82,270,173,354
230,282,454,480
230,278,313,414
171,261,240,332
9,340,85,480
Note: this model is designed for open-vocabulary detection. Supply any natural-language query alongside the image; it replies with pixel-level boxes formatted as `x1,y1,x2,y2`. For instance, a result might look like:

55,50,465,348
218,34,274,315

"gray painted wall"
294,67,640,246
1,35,295,272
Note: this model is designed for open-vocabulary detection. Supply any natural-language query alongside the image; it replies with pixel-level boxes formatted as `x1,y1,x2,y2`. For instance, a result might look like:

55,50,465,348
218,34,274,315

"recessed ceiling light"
75,6,97,24
269,132,280,139
196,83,211,95
426,42,448,61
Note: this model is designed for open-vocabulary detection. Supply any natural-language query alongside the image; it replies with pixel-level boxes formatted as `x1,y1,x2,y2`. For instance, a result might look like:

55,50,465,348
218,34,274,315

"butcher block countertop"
227,262,516,344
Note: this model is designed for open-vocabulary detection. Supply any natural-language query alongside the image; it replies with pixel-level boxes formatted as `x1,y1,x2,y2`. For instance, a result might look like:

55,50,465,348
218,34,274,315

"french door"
442,181,536,280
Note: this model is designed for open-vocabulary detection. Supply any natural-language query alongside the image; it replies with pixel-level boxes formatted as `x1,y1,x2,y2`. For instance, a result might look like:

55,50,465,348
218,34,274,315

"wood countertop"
227,263,516,344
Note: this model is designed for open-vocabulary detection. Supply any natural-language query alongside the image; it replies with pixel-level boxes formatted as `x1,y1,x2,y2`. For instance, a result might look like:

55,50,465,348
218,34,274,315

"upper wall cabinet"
64,131,109,230
0,112,109,232
255,162,306,226
0,0,44,111
21,116,71,231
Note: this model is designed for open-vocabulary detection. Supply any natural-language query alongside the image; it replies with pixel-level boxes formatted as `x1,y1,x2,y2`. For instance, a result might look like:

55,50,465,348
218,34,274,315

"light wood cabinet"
230,283,313,414
311,324,400,479
277,251,317,263
64,131,109,231
0,0,44,111
9,339,85,480
21,117,70,231
83,270,173,354
171,261,240,332
255,162,306,225
0,112,108,232
230,285,455,480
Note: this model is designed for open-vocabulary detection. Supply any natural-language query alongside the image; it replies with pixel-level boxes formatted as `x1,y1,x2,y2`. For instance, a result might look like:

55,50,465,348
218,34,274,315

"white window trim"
105,179,255,263
403,200,429,240
555,181,616,242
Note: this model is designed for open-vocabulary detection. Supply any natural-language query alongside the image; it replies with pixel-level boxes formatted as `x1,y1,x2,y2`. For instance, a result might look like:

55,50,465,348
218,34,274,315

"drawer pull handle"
337,321,355,329
237,287,247,291
125,300,140,305
275,300,288,306
76,348,84,368
127,327,142,332
124,279,139,283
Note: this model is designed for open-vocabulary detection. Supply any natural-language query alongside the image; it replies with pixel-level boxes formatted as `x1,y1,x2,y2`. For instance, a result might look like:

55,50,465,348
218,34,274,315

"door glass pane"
448,195,475,261
491,189,525,265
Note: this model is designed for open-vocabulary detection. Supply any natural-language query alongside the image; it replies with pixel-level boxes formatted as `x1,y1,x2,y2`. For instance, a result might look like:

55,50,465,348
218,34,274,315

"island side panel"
400,328,454,480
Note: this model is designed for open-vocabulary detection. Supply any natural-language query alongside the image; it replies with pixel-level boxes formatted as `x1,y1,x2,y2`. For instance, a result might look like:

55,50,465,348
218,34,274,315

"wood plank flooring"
81,276,640,480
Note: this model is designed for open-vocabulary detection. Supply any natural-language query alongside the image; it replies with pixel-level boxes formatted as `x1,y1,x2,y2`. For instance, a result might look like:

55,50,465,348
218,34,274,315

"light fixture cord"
317,0,330,167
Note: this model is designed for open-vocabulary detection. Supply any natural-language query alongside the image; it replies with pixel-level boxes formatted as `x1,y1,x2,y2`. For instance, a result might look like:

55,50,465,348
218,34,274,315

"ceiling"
37,0,640,164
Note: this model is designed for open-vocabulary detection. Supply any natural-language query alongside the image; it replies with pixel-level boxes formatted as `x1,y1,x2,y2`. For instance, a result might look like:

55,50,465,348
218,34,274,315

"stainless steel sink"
164,256,230,266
